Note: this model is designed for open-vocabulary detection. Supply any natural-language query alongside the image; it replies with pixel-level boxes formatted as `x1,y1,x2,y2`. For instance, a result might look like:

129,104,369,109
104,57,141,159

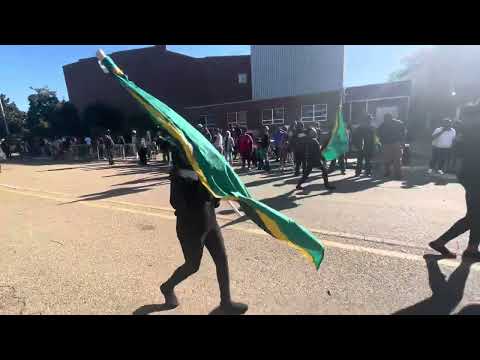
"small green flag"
98,54,325,270
322,108,349,161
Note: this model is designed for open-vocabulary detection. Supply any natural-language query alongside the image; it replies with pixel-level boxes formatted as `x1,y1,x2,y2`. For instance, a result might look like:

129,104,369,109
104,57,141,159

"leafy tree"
389,46,480,134
50,101,83,137
0,94,27,137
82,103,126,135
26,87,59,137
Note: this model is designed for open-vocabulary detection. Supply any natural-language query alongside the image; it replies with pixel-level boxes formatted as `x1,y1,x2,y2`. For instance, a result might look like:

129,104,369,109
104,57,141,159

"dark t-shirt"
261,134,270,149
378,119,405,145
353,125,375,153
458,125,480,187
305,137,322,166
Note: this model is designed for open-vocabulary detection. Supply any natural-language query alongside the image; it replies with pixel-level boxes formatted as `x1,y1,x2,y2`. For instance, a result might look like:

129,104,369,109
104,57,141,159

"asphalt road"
0,158,479,314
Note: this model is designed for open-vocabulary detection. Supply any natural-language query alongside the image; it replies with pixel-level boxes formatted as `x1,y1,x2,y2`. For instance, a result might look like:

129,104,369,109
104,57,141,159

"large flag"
97,52,325,269
321,107,349,161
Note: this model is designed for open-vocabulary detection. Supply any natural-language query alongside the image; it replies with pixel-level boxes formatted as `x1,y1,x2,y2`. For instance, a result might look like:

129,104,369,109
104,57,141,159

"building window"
301,104,328,123
262,107,285,125
227,111,248,127
238,73,248,84
199,115,215,128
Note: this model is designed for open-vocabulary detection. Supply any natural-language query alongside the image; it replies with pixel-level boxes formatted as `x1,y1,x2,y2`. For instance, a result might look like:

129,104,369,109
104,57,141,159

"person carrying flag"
296,127,336,191
160,145,249,315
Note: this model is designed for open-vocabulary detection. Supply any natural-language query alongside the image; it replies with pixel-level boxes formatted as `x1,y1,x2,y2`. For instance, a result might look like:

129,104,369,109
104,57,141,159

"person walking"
378,113,405,180
160,146,248,315
428,103,480,260
292,121,308,176
352,114,375,177
296,127,335,191
428,118,456,175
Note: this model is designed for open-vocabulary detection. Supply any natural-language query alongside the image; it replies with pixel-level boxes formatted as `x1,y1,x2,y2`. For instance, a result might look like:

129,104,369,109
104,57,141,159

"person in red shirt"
238,128,253,170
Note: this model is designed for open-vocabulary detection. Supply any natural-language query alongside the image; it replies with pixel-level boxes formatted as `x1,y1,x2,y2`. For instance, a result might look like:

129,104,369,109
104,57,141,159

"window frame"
301,104,328,123
199,114,216,128
238,73,248,84
227,111,248,127
261,107,285,125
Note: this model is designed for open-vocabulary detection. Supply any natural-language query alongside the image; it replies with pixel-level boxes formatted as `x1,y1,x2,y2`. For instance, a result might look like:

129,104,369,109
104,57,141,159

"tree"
82,103,127,136
26,87,59,137
50,101,83,137
389,46,480,134
0,94,27,137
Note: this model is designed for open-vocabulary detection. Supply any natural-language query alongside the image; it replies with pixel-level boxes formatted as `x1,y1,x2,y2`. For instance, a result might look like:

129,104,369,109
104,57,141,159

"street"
1,158,479,315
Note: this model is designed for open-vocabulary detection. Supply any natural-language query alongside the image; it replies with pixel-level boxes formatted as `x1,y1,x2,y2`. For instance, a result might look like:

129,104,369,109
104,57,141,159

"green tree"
50,101,83,137
0,94,27,137
26,87,59,137
389,46,480,134
82,103,126,135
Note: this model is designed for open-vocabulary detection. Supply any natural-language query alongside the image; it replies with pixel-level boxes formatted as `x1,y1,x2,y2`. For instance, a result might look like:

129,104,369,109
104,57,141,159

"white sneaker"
438,170,444,175
427,168,433,174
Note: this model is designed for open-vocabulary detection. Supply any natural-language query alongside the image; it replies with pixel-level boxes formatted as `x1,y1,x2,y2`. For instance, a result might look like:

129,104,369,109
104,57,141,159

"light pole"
0,96,9,136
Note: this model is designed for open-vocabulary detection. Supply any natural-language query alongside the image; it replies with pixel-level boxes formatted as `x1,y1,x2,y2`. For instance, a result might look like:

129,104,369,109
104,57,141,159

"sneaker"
219,301,248,315
427,169,433,174
295,184,303,190
438,170,444,175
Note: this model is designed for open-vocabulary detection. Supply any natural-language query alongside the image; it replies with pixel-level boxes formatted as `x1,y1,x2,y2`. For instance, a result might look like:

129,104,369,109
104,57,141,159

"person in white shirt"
84,136,92,146
428,118,456,175
213,128,224,154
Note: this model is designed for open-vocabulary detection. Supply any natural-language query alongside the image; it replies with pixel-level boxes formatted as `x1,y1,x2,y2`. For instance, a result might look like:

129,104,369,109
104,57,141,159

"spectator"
292,121,308,176
104,129,115,165
213,128,224,154
258,126,271,171
378,113,405,180
197,124,212,143
278,126,289,172
224,130,235,165
117,135,126,159
238,129,253,170
84,136,92,146
131,130,138,159
428,118,456,175
352,114,375,177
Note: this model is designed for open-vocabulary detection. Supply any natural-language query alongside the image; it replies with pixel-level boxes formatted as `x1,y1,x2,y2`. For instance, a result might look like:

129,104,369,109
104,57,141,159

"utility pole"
0,97,9,136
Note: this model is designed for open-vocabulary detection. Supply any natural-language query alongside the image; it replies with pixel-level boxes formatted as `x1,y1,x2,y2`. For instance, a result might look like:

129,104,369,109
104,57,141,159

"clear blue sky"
0,45,426,111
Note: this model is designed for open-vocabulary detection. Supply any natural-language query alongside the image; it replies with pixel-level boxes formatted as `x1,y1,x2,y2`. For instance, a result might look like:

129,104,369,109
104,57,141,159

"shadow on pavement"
132,303,177,315
220,189,323,228
401,166,458,189
60,184,156,204
394,254,479,315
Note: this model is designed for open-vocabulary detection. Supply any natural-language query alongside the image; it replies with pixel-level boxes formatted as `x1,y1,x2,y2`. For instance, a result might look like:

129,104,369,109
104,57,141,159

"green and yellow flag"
98,53,325,269
322,106,349,161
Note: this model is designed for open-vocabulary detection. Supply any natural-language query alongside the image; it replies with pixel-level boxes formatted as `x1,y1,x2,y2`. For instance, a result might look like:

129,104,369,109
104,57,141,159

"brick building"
63,45,411,133
63,45,251,119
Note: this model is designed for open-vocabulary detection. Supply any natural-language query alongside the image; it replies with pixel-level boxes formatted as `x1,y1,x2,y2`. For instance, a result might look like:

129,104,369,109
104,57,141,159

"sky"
0,45,427,111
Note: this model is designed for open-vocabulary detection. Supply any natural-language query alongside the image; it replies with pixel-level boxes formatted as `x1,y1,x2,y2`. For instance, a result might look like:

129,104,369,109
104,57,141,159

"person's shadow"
132,303,176,315
395,254,479,315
